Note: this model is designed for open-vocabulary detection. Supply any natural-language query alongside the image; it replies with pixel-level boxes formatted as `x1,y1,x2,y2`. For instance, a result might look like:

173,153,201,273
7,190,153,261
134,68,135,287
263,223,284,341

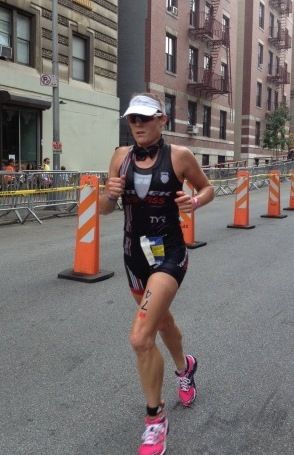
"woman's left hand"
174,191,193,213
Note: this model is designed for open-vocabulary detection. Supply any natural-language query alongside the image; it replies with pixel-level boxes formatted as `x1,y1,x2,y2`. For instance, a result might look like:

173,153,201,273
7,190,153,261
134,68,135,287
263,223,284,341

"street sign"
52,141,62,152
40,74,58,87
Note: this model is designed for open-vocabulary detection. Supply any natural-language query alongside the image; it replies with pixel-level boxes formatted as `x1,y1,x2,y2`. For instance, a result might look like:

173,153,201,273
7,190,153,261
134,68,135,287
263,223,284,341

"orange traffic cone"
227,170,255,229
180,181,206,249
261,170,287,219
283,171,294,211
58,175,114,282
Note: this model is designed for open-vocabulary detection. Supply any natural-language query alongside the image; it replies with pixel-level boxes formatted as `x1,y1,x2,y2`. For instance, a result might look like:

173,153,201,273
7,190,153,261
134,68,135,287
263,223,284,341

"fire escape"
267,0,292,97
187,0,232,106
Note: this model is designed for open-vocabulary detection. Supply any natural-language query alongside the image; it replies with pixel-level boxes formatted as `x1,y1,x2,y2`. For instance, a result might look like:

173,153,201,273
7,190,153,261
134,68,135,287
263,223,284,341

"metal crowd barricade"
0,170,109,224
204,159,294,195
1,161,294,224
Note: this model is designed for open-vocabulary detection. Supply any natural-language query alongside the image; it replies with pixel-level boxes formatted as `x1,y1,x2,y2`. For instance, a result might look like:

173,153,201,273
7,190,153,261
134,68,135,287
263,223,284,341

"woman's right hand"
105,175,126,200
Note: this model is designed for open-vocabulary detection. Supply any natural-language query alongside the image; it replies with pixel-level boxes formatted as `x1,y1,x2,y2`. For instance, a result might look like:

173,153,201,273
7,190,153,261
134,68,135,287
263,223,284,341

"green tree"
263,105,290,158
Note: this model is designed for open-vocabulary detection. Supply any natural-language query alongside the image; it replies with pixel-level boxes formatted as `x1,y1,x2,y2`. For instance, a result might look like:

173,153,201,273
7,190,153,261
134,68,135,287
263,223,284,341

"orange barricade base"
185,238,207,249
227,223,255,229
58,267,114,283
58,175,114,283
261,213,288,219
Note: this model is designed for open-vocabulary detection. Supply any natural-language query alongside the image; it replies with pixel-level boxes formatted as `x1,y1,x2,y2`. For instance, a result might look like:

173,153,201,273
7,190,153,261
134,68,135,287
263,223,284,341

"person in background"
5,158,15,172
100,93,214,454
41,158,52,187
4,159,16,184
42,157,51,171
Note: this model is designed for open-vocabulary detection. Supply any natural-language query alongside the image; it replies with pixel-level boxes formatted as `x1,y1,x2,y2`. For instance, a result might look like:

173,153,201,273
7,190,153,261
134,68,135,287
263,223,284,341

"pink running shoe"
138,414,169,455
176,355,198,407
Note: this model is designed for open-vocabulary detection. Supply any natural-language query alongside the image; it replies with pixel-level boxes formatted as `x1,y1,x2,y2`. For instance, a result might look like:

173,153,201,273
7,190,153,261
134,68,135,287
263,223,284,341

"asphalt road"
0,184,293,455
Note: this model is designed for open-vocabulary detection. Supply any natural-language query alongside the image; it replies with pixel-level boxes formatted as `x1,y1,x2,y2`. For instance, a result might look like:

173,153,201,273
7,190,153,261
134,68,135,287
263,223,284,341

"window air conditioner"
171,6,178,15
187,124,198,134
0,45,12,59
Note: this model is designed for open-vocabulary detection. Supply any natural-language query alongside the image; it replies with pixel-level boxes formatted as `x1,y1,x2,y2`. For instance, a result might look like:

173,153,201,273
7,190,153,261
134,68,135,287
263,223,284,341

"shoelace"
177,375,191,391
142,423,165,444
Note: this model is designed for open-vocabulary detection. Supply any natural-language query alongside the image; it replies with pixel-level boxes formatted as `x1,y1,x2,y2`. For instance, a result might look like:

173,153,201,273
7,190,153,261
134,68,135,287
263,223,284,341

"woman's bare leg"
129,272,179,408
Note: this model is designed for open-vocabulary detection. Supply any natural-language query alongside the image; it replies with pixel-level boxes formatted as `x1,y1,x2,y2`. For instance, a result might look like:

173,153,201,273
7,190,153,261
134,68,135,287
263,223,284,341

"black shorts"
124,242,188,296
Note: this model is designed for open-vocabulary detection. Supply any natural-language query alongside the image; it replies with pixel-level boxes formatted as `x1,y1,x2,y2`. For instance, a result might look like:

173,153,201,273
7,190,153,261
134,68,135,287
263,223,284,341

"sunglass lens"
128,114,153,124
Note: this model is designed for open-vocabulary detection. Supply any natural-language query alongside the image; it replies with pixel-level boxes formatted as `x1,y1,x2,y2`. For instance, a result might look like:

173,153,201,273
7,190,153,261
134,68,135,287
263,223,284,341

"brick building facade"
118,0,237,167
235,0,293,163
0,0,119,171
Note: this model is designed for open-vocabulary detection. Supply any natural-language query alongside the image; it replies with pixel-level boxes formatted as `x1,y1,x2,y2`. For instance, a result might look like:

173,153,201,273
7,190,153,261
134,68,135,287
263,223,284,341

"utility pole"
52,0,61,169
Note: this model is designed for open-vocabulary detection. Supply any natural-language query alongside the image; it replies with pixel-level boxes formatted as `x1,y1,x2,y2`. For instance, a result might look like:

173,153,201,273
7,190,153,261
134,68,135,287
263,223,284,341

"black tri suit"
120,141,188,296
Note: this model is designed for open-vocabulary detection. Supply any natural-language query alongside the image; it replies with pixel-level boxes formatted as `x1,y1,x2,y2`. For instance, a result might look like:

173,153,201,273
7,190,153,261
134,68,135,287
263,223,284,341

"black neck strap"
133,137,164,161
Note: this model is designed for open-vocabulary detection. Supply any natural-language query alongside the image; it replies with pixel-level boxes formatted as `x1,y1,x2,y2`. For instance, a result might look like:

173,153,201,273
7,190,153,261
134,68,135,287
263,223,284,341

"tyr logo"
150,216,166,224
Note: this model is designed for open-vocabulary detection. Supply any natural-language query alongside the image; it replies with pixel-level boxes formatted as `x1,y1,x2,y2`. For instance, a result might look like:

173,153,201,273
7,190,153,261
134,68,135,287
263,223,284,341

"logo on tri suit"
160,172,170,184
150,215,166,224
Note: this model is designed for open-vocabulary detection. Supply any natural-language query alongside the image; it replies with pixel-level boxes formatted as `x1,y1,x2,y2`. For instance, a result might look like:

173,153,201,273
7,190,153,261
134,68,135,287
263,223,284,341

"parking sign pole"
52,0,61,170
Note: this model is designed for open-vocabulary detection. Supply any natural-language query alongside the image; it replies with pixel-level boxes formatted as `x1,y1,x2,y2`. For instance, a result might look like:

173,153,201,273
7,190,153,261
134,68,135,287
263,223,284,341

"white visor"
122,95,165,117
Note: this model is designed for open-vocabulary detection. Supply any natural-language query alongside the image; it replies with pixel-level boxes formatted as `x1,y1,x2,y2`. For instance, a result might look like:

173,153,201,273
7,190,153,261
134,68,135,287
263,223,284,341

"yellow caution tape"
0,183,106,197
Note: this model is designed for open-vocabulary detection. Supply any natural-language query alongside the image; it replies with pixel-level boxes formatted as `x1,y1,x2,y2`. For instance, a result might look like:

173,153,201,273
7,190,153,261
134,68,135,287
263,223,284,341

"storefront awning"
0,90,51,110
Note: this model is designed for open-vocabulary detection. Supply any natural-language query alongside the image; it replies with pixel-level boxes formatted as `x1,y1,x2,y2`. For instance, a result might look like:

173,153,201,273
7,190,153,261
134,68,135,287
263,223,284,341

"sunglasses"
128,113,162,124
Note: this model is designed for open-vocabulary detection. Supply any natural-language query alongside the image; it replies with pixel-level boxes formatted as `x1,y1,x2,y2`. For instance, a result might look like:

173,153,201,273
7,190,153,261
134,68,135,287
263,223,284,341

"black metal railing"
188,68,229,94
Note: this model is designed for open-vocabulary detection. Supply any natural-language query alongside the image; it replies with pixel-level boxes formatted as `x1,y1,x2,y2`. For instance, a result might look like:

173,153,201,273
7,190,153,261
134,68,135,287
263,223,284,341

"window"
255,121,261,146
204,54,212,70
222,15,230,42
267,87,272,110
165,94,175,131
0,6,32,66
268,50,273,74
205,2,213,21
17,15,31,65
277,20,281,38
2,109,40,167
219,110,227,140
165,34,176,73
190,0,198,27
188,101,197,126
218,155,225,165
166,0,177,12
258,43,263,67
269,12,274,37
221,62,228,91
274,91,279,109
256,82,262,107
204,1,213,34
0,6,11,46
276,56,280,75
188,47,198,82
72,35,88,82
203,105,211,137
202,154,209,166
259,2,265,29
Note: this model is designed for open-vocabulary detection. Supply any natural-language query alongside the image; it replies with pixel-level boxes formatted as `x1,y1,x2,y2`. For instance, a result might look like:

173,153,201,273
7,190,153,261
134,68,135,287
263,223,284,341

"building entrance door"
1,108,40,170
